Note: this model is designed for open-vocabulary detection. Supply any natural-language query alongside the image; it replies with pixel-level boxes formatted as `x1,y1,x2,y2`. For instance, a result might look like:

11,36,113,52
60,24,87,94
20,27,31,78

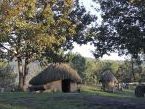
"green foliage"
67,53,100,84
129,0,145,6
68,53,87,79
116,61,132,83
92,0,145,58
68,53,123,85
0,0,96,61
83,60,98,84
83,60,112,84
0,0,76,60
67,51,145,84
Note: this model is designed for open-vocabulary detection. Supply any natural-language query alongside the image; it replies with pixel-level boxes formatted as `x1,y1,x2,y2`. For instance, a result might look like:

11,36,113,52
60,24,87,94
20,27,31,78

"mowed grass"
81,85,135,98
0,92,87,109
0,86,144,109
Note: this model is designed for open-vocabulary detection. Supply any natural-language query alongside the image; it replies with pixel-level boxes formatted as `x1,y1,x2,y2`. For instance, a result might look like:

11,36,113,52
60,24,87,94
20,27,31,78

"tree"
0,0,75,91
68,53,87,79
0,0,96,91
129,0,145,6
83,59,99,85
92,0,145,58
116,58,144,82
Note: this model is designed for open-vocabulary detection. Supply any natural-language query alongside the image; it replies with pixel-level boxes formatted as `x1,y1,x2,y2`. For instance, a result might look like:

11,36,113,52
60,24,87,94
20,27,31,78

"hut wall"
105,81,118,92
43,81,79,92
70,82,78,92
44,80,62,92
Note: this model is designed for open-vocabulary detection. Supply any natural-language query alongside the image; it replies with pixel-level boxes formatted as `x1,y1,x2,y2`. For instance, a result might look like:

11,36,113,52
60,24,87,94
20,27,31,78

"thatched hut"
29,63,82,92
100,70,118,92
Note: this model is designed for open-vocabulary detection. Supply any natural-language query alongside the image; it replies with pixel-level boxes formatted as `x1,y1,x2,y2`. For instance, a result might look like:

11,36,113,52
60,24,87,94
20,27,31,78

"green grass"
0,92,86,109
0,86,144,109
81,85,135,98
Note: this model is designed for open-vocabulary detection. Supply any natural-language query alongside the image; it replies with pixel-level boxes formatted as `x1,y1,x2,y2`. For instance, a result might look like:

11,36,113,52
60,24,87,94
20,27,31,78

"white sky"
72,0,128,60
72,43,127,60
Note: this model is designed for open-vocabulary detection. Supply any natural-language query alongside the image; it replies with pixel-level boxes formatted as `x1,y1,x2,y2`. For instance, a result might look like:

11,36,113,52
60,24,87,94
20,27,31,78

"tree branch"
0,43,16,54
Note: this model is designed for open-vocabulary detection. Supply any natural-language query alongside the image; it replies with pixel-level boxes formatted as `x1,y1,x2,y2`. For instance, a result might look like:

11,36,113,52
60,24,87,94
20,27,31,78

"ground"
0,86,144,109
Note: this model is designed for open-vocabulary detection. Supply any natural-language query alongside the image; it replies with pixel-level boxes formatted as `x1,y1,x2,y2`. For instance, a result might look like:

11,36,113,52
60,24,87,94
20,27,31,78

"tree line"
68,53,145,85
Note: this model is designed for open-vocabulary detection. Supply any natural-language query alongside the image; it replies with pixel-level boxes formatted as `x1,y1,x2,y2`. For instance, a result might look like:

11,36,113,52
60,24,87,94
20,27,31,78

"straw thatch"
29,63,82,85
100,70,118,92
100,70,118,83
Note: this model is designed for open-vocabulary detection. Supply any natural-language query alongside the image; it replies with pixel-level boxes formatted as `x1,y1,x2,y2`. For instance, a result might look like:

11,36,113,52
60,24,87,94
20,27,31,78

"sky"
71,0,128,60
72,43,127,60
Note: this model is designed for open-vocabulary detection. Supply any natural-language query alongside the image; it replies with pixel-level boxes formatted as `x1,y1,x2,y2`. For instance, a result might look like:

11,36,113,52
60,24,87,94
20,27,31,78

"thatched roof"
29,63,82,85
100,70,118,83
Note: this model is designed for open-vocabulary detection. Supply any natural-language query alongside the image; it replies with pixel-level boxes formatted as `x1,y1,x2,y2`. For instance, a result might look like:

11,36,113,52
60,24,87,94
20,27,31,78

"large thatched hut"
29,63,82,92
100,69,118,92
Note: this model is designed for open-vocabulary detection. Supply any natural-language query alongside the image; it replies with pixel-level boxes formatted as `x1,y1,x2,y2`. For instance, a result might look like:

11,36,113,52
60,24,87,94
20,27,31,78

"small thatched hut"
100,70,118,92
29,63,82,92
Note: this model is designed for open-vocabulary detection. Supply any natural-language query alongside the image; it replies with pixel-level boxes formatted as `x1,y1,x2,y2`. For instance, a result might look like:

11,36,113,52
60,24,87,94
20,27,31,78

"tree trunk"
17,57,24,91
131,57,136,81
17,57,29,91
23,58,29,91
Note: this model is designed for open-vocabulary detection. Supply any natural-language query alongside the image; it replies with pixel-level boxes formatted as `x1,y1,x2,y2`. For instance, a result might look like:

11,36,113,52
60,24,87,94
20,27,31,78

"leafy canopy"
0,0,77,60
92,0,145,58
0,0,96,62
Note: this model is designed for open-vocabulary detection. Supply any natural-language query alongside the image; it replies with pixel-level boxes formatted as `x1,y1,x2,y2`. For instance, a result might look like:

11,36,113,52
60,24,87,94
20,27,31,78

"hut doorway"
62,79,70,92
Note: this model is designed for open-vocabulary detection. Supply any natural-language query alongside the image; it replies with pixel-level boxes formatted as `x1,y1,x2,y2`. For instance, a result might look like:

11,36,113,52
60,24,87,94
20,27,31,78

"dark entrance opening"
62,79,71,92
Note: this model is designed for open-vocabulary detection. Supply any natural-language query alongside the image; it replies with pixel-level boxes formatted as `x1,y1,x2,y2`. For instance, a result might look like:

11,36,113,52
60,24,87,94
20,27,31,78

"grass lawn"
81,85,135,98
0,86,144,109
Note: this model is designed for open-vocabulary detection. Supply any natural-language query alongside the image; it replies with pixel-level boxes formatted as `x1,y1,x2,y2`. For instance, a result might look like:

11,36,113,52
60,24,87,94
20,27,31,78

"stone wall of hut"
44,80,62,92
44,80,78,92
70,82,78,92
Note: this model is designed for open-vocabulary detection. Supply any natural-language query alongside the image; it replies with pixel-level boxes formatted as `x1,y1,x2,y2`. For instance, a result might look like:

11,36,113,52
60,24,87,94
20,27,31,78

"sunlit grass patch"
80,85,135,98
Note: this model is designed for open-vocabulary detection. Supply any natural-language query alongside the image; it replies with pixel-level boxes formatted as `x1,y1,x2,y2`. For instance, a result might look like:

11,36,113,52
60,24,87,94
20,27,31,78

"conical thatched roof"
101,70,118,82
29,63,82,85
